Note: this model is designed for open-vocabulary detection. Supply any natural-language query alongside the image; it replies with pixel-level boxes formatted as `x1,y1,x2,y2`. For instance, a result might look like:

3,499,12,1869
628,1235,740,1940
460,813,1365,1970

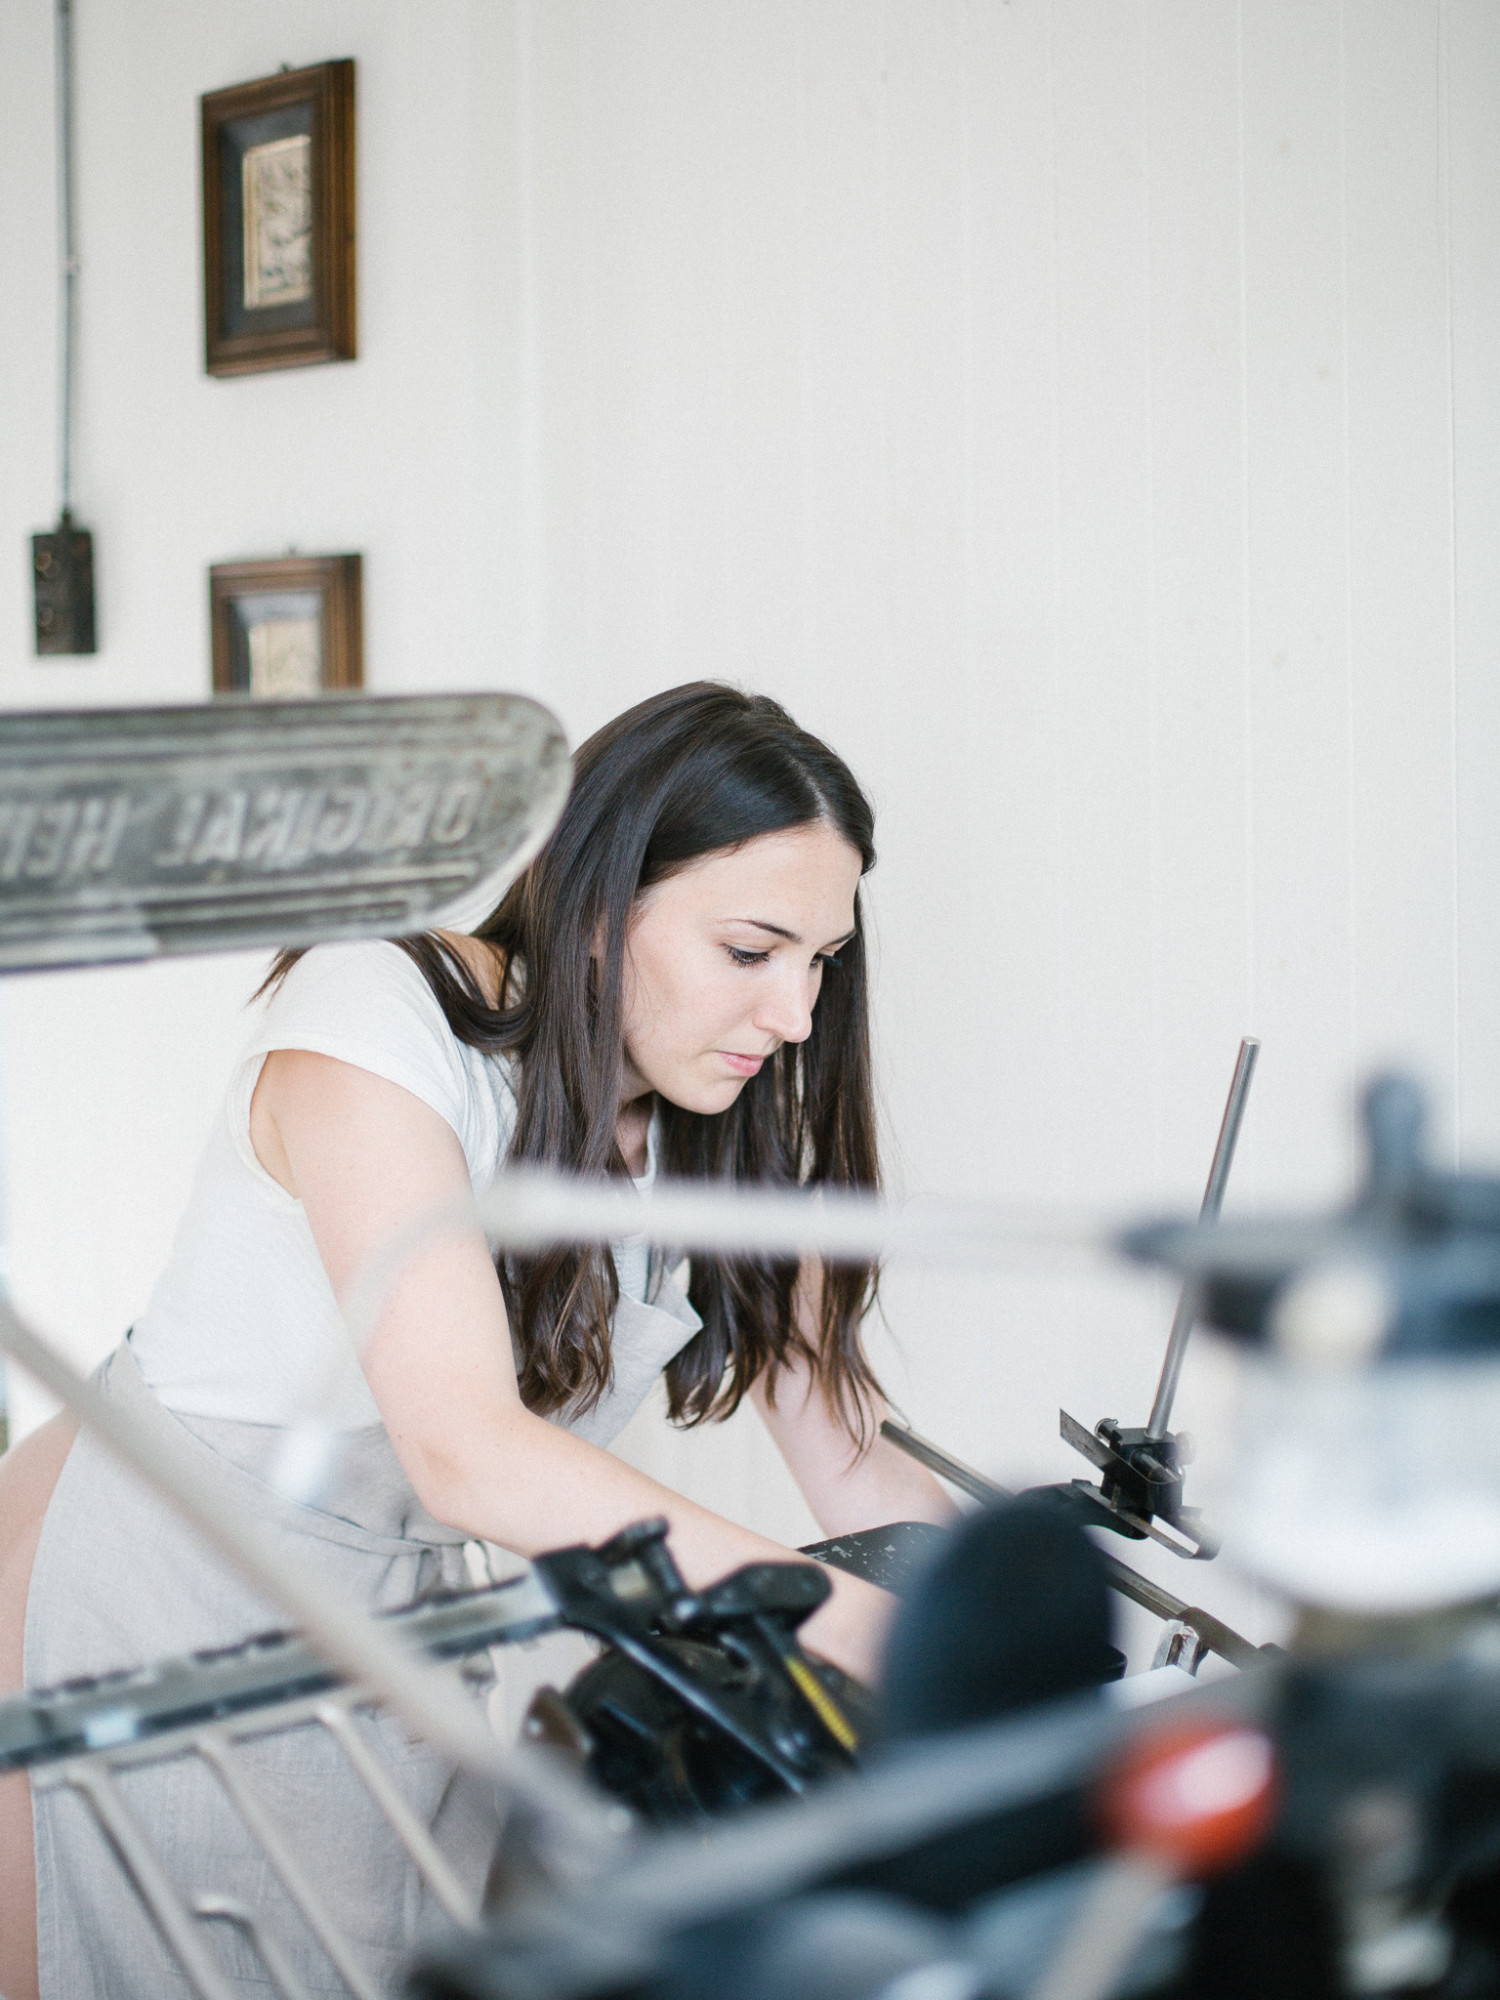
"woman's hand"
251,1048,899,1685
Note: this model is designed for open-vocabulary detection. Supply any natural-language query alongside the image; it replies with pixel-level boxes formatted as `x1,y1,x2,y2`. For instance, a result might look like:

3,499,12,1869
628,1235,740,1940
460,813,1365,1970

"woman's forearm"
403,1405,894,1683
750,1365,961,1540
798,1433,961,1539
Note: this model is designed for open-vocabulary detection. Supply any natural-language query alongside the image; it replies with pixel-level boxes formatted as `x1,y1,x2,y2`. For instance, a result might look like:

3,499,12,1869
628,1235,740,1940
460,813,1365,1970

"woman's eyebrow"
726,917,800,941
725,918,857,949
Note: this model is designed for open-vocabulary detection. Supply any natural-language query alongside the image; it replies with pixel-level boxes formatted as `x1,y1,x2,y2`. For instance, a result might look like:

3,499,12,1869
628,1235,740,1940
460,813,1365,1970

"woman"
0,682,956,1999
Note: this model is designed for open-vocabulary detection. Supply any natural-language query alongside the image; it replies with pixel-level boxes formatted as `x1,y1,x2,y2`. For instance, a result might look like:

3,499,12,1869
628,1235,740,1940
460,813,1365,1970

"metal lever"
1144,1036,1259,1440
1056,1412,1218,1560
1056,1038,1259,1555
879,1419,1269,1671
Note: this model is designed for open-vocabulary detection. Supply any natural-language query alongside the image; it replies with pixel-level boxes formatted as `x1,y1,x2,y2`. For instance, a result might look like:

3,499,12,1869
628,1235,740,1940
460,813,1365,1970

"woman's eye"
813,952,840,971
725,945,770,967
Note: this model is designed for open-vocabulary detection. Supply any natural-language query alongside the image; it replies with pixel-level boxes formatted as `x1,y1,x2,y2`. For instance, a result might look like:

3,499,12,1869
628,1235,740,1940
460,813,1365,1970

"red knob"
1101,1723,1277,1878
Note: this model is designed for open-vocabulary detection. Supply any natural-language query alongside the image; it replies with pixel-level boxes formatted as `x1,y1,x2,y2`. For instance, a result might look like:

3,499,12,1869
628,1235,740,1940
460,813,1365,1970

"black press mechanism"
529,1516,868,1824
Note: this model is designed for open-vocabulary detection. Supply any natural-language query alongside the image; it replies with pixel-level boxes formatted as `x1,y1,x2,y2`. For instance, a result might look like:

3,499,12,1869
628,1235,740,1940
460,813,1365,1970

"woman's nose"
754,967,816,1046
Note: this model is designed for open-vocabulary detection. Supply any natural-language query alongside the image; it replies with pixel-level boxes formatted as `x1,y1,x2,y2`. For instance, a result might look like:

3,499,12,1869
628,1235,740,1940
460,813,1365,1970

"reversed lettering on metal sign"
149,778,489,873
0,694,571,973
0,796,133,883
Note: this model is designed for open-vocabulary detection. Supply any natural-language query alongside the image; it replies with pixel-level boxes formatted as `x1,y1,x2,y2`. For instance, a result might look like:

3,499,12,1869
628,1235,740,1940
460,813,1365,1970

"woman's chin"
655,1073,750,1117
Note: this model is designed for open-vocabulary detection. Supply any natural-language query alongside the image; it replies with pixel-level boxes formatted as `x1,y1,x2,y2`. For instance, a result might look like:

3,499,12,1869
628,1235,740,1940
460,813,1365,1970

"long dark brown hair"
268,683,883,1437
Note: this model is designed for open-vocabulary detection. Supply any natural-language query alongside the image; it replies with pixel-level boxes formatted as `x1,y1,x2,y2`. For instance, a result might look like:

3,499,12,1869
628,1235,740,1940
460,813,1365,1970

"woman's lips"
718,1051,765,1077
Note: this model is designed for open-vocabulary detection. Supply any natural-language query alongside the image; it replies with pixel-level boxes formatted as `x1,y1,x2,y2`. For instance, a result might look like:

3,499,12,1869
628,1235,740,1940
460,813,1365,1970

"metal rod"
878,1419,1264,1670
279,1168,1102,1479
481,1171,1097,1270
66,1762,242,2000
877,1417,1014,1507
0,1295,616,1883
194,1728,385,2000
1144,1037,1260,1440
193,1898,320,2000
55,0,78,516
314,1698,481,1931
1025,1852,1172,2000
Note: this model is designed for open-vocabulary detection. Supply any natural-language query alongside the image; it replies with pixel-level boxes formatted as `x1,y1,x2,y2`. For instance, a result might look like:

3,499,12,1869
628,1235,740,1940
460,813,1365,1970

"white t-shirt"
130,940,703,1440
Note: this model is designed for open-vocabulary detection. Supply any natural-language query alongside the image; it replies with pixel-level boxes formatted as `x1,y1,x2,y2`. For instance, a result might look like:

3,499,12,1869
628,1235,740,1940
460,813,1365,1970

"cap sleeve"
228,941,483,1184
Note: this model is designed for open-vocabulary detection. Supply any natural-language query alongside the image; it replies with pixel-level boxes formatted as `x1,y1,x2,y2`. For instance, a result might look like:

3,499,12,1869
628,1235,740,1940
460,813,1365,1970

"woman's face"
618,820,864,1114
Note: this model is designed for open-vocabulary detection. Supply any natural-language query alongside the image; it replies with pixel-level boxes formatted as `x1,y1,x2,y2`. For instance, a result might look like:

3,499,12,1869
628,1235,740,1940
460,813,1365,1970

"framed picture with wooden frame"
209,555,362,698
201,59,356,377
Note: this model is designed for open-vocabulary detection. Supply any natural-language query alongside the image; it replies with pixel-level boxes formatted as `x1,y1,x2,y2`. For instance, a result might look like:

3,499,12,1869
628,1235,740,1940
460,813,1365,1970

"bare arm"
751,1265,961,1539
251,1050,894,1682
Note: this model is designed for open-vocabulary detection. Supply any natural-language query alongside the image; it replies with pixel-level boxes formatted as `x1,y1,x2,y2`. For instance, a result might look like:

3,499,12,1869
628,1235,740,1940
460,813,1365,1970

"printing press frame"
412,1078,1500,2000
0,692,1316,2000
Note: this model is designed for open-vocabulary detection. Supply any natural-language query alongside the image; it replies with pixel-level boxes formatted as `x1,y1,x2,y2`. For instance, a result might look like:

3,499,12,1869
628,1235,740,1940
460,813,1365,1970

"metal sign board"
0,692,570,971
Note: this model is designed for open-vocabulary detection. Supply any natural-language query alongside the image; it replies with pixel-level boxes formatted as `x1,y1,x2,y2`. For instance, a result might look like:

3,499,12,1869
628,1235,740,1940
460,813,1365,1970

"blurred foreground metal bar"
879,1419,1266,1672
192,1898,319,2000
1,1580,556,1773
315,1698,482,1931
478,1169,1102,1270
0,1295,616,1880
36,1671,504,1995
433,1673,1267,2000
195,1726,388,2000
330,1170,1104,1420
66,1762,242,2000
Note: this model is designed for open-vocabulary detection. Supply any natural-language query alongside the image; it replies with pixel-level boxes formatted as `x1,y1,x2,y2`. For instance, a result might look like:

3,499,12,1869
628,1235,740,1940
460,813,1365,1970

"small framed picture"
201,60,355,377
209,555,362,698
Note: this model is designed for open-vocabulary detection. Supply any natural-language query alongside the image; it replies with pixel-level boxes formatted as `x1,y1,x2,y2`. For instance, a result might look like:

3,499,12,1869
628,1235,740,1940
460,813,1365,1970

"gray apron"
25,1344,495,2000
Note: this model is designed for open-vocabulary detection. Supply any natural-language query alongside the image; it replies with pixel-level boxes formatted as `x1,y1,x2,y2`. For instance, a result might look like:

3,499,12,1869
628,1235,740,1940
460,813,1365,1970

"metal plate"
0,692,570,971
799,1522,949,1596
2,1575,560,1776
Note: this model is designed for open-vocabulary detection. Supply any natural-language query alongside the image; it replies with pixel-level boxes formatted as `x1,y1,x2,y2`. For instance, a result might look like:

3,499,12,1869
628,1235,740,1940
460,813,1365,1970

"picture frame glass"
227,590,324,698
218,104,316,339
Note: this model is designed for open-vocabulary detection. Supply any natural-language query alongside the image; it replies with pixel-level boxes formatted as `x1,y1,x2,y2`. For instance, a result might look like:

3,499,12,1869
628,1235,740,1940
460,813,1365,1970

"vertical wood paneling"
1142,0,1257,1194
1342,3,1458,1122
1239,0,1359,1201
867,1,980,1182
873,0,1080,1475
1448,0,1500,1161
1041,1,1165,1451
714,5,833,694
519,0,1497,1654
1049,0,1156,1218
944,0,1066,1208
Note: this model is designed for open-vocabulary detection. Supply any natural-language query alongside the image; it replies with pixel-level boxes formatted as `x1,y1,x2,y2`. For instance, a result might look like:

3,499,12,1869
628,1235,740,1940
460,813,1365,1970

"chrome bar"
66,1761,242,2000
193,1896,320,2000
2,1575,557,1778
315,1696,482,1931
194,1727,385,2000
1024,1853,1170,2000
1145,1037,1260,1440
878,1417,1013,1507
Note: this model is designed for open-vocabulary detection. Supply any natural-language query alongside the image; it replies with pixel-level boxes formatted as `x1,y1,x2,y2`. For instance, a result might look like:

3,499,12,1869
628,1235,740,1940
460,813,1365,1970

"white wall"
1,1,1498,1657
